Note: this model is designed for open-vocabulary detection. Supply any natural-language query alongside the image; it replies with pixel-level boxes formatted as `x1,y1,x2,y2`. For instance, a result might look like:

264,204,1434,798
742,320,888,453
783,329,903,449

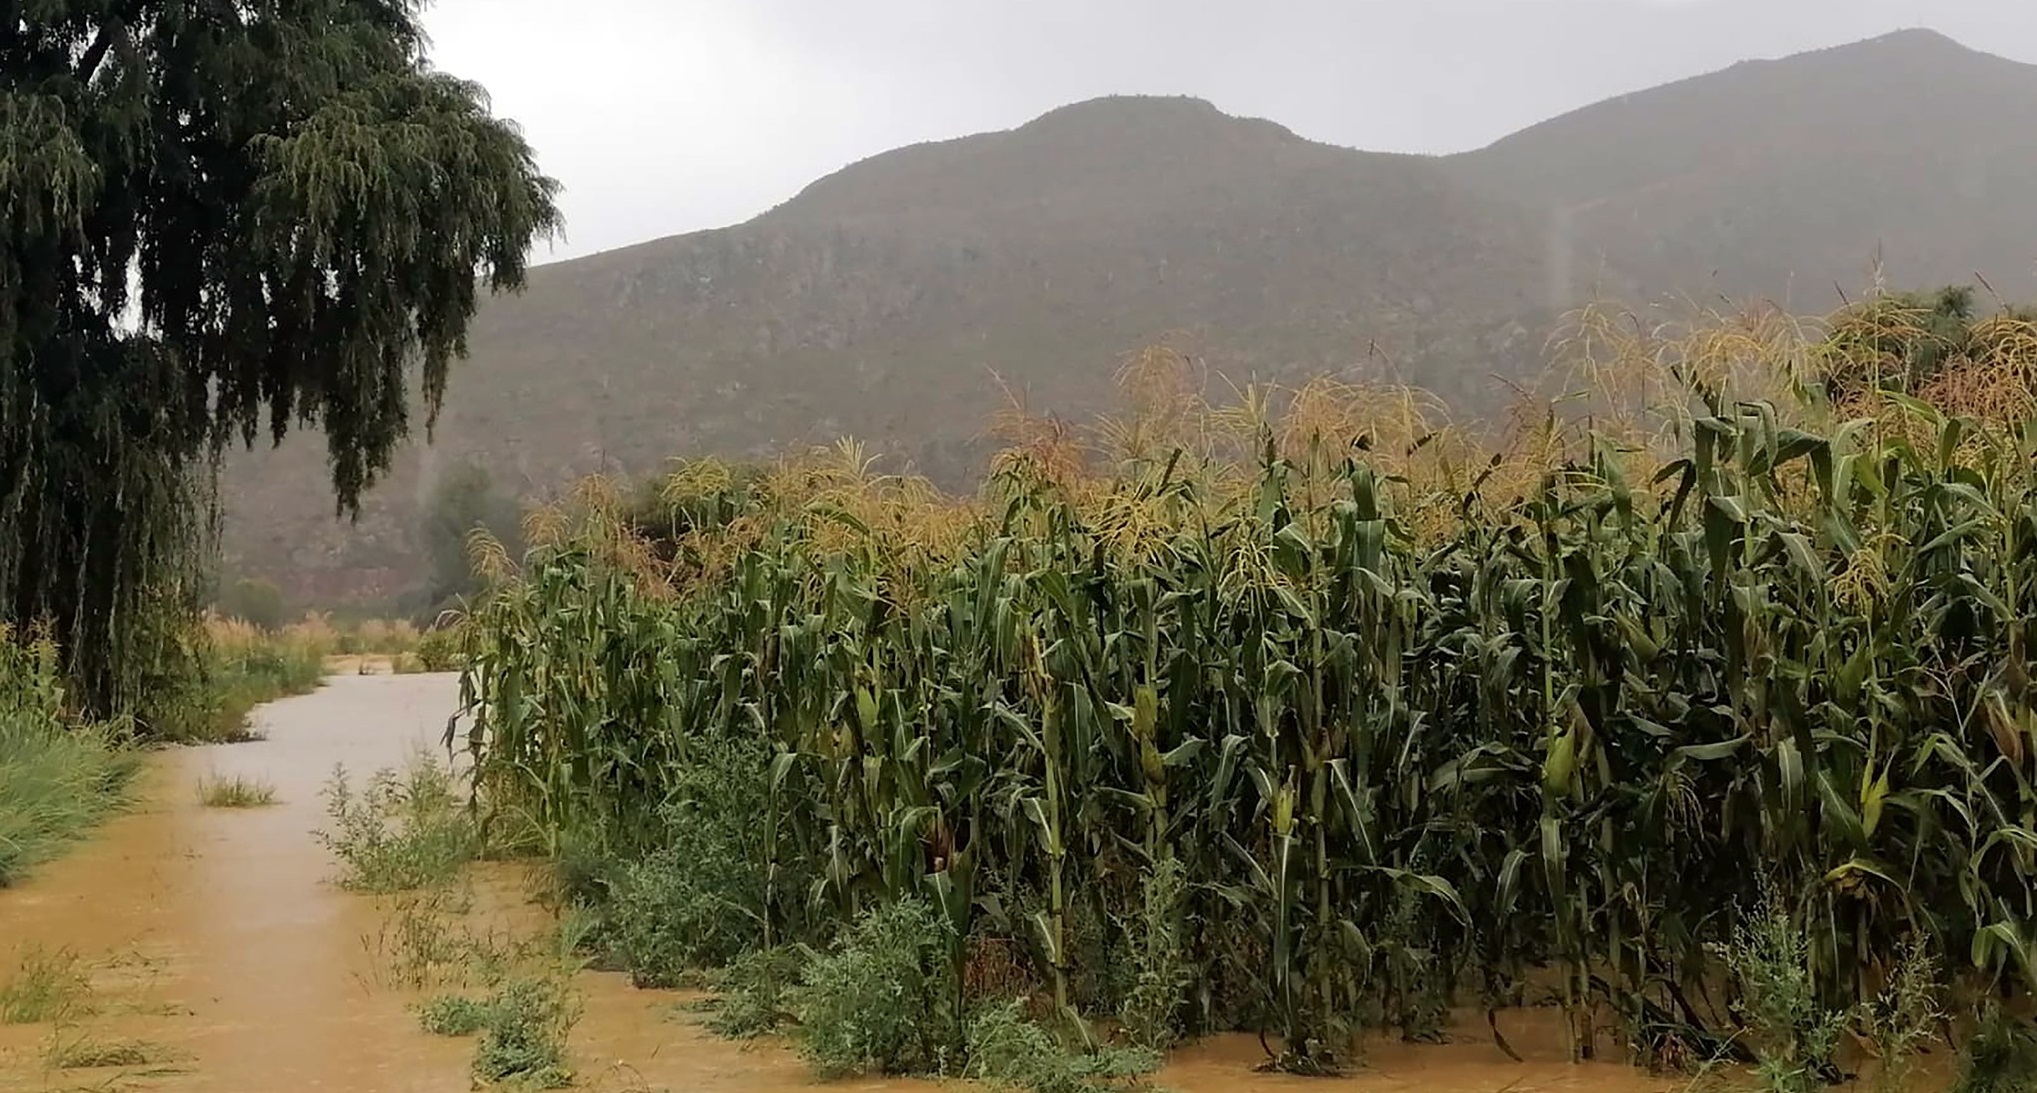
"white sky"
420,0,2037,262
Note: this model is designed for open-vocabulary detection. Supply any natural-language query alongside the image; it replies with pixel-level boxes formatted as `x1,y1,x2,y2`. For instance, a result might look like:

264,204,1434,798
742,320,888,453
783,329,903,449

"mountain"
1447,29,2037,303
220,31,2037,607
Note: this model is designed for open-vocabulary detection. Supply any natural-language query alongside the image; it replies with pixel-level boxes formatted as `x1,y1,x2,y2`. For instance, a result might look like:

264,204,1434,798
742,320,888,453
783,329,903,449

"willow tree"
1,1,559,721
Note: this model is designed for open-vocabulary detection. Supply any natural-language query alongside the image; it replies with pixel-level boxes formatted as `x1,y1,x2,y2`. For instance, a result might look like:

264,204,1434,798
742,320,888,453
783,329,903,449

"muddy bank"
0,674,1681,1092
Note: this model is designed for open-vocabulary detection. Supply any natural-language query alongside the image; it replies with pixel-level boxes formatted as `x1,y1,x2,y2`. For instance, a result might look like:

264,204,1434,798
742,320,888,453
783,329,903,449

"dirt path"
0,675,1669,1093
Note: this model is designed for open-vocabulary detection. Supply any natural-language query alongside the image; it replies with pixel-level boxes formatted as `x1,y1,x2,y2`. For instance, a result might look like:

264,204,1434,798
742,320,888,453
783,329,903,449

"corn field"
456,303,2037,1073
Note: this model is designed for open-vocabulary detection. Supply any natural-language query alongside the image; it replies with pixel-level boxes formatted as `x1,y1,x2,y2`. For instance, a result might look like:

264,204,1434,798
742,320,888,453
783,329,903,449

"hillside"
221,31,2037,606
1447,29,2037,302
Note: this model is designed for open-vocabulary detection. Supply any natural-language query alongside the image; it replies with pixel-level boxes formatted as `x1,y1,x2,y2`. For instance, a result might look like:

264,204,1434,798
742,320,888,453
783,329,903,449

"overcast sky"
420,0,2037,262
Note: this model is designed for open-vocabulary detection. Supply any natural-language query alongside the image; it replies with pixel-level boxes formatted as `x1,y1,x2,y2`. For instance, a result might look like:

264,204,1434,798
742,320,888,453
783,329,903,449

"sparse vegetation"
1953,1005,2037,1093
1719,891,1845,1093
316,756,475,893
0,945,93,1024
43,1032,180,1070
698,946,803,1040
197,773,279,809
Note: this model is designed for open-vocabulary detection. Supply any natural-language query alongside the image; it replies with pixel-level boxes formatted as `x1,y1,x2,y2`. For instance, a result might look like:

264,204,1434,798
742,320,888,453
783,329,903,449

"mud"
0,673,1685,1092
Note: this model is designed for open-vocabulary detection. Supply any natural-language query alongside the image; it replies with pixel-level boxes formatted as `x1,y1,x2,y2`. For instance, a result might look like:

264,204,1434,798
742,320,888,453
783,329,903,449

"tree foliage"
1,0,559,718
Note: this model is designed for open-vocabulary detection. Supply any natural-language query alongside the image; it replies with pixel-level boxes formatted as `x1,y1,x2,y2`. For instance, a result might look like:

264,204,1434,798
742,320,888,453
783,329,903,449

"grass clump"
472,975,578,1089
0,627,136,886
0,945,93,1024
418,993,494,1037
196,772,278,808
1953,1005,2037,1093
966,999,1162,1093
316,755,475,892
796,898,957,1078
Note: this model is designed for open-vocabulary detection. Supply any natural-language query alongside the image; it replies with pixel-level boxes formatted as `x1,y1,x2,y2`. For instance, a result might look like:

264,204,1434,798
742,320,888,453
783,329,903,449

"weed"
196,773,278,808
472,975,578,1089
43,1032,178,1069
418,993,494,1036
1953,1005,2037,1093
0,945,93,1024
1858,939,1941,1093
1719,894,1845,1093
700,945,803,1039
797,898,957,1078
315,755,475,892
966,999,1162,1093
1119,856,1191,1051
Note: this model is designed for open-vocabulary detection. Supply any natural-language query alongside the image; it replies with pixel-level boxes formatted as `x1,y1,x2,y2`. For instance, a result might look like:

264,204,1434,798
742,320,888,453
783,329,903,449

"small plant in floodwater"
696,945,803,1040
42,1030,180,1069
796,898,958,1078
1858,939,1941,1093
1718,892,1845,1093
315,754,475,893
472,975,579,1089
0,945,93,1024
196,772,278,808
418,993,493,1037
1952,1005,2037,1093
965,998,1162,1093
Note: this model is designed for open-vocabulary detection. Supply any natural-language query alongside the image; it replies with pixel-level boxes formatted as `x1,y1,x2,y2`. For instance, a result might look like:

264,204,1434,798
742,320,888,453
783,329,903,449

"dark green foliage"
0,0,558,721
599,736,772,986
966,1000,1162,1093
701,946,803,1040
315,758,475,893
797,899,958,1078
1954,1006,2037,1093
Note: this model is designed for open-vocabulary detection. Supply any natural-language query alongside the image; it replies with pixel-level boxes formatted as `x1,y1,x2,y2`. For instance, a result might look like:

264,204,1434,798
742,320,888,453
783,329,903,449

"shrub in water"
472,976,577,1088
1720,893,1845,1093
601,736,769,985
417,993,493,1037
704,945,803,1039
316,756,475,892
1119,856,1191,1051
966,999,1161,1093
797,898,957,1078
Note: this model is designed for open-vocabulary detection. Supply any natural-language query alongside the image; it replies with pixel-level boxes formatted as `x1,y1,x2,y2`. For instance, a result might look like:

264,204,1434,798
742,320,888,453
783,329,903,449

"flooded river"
0,674,1674,1092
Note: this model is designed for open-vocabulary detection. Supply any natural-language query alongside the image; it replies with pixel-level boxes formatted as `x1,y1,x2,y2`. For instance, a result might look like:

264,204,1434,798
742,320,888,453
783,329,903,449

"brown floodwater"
0,674,1690,1092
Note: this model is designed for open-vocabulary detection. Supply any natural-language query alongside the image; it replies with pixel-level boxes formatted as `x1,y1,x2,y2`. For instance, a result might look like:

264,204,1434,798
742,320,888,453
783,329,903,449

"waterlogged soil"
0,674,1682,1092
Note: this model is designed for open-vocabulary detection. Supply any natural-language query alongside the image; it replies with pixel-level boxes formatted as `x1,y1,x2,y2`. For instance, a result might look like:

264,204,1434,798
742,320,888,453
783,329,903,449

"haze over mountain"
223,29,2037,605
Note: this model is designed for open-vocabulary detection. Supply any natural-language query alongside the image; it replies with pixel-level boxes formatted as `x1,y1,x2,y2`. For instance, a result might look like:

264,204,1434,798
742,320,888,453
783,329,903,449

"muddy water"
0,675,1674,1093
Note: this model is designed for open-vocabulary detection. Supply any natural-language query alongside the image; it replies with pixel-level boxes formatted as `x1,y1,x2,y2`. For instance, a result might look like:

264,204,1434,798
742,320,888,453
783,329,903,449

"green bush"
315,757,476,893
797,898,957,1078
1119,856,1191,1051
966,999,1161,1093
1720,893,1845,1093
702,946,803,1039
600,736,770,985
417,994,492,1036
414,627,463,673
471,976,577,1088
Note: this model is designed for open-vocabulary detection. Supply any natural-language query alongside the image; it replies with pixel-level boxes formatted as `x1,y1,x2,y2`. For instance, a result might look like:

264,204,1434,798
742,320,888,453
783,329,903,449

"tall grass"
457,298,2037,1075
0,625,136,886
